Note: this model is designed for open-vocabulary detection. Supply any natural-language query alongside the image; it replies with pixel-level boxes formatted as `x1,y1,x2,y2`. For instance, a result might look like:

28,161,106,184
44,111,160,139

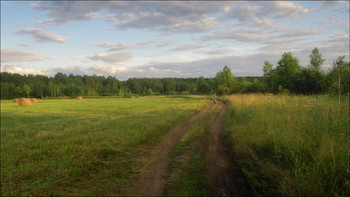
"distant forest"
1,48,349,99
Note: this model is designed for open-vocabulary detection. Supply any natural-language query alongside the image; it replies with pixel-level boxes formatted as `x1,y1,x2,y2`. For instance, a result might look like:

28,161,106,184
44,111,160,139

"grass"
164,102,223,197
0,96,210,196
222,94,350,196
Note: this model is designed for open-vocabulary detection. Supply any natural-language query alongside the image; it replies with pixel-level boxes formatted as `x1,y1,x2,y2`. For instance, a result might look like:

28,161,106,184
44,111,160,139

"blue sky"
1,1,349,80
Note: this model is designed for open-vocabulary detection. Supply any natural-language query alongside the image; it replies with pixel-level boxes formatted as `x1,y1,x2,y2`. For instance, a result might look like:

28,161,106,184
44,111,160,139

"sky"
1,1,349,80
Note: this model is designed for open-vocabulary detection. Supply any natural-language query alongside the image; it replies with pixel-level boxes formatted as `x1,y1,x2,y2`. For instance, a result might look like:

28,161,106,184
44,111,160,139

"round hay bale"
76,96,82,100
30,98,38,104
13,98,19,102
17,98,32,107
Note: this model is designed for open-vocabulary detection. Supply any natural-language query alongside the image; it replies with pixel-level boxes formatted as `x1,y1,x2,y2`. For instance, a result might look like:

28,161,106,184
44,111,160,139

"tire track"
207,103,255,197
122,103,213,196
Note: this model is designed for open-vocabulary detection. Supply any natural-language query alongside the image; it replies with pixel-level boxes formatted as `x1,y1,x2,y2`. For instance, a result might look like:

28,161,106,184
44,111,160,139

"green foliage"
271,52,301,92
294,67,325,94
197,76,211,94
223,87,230,95
214,66,236,95
23,84,32,98
309,47,325,71
326,56,350,95
262,61,274,90
263,49,349,95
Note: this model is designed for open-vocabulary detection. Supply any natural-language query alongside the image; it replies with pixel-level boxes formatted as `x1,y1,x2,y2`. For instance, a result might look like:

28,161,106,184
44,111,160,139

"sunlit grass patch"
1,96,209,196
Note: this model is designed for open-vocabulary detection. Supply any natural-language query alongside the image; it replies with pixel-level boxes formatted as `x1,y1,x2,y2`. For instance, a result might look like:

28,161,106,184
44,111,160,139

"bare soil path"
121,102,256,197
207,103,255,197
122,103,214,196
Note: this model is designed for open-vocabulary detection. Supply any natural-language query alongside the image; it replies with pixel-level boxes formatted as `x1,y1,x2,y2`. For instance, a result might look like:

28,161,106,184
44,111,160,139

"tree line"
1,48,349,99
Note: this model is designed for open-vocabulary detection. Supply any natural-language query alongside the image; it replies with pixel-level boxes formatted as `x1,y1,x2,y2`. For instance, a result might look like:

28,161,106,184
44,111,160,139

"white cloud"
88,52,133,63
89,65,126,75
15,28,68,43
83,12,99,19
35,18,66,26
225,2,309,29
31,1,106,25
202,29,270,43
263,1,309,18
1,48,48,62
46,65,90,76
31,1,230,33
95,42,131,51
318,17,349,33
170,44,207,51
282,29,323,37
1,65,47,75
126,53,281,79
94,40,178,52
2,1,347,80
137,39,178,48
205,48,233,55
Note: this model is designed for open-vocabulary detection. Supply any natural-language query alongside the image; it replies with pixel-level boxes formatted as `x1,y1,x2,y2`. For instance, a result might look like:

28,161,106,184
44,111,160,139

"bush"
223,87,230,95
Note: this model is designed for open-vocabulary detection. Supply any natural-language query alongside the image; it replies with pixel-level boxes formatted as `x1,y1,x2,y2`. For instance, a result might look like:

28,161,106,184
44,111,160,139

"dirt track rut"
122,103,213,196
207,104,255,197
122,102,255,196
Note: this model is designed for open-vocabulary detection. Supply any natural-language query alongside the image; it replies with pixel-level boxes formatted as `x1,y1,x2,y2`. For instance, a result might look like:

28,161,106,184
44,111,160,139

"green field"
1,94,349,196
0,96,210,196
222,94,349,196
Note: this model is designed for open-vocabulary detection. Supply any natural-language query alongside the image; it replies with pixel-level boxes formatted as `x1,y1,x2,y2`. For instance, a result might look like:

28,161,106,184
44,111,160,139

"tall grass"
1,96,210,196
222,94,349,196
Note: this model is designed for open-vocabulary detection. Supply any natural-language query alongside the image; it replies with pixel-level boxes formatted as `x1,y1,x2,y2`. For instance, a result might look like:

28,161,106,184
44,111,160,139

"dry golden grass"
76,96,82,100
30,98,38,104
17,98,32,106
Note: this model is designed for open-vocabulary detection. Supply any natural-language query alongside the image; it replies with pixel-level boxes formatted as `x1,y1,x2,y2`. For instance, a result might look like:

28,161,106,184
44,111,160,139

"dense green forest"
1,48,349,99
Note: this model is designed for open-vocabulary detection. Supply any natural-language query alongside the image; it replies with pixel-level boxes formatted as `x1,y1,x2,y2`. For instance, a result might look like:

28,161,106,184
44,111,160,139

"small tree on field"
271,52,301,92
15,86,23,98
214,66,235,94
309,47,325,71
327,56,350,103
197,76,210,94
23,84,32,98
262,61,274,89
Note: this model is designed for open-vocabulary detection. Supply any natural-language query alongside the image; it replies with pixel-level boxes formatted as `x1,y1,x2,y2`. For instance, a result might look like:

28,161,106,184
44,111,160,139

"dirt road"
122,102,255,196
207,104,255,197
123,104,213,196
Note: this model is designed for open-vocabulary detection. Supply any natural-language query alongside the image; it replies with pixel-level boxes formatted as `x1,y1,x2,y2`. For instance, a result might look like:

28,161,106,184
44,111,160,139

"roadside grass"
222,94,349,196
164,102,223,197
0,96,210,196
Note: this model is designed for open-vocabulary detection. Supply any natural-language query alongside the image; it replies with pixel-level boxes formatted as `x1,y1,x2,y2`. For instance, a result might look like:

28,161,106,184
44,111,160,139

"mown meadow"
222,94,349,196
0,96,210,196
